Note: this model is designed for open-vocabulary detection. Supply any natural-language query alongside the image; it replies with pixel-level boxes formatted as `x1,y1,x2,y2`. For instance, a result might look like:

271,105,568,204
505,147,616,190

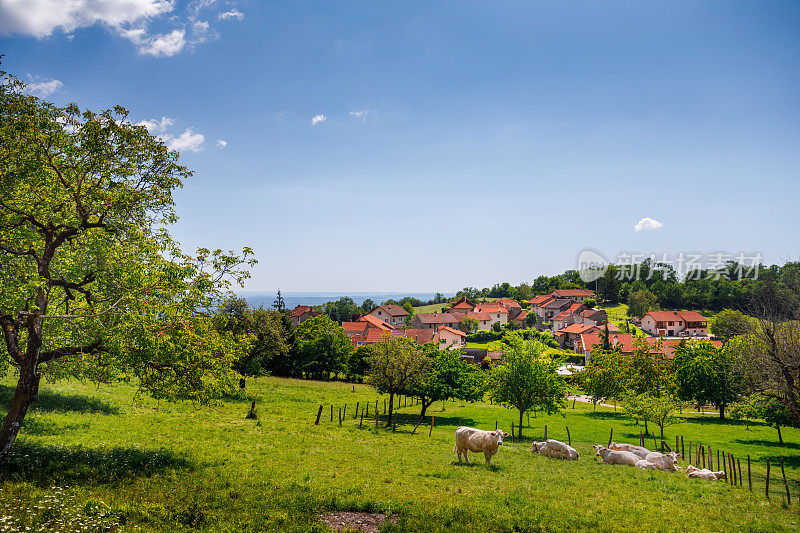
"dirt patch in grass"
320,511,396,532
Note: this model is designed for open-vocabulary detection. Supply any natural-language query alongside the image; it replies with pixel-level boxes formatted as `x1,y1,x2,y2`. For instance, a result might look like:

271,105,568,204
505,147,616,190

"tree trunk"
419,397,433,418
387,391,395,427
0,363,40,454
719,404,725,420
777,425,783,445
660,425,665,442
518,409,524,439
644,420,649,436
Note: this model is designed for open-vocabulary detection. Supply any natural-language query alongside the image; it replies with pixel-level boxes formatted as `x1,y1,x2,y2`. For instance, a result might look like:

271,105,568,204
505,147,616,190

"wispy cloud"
122,28,186,57
349,110,369,120
137,116,205,152
219,9,244,21
634,217,664,232
216,139,228,148
24,76,63,97
311,114,326,126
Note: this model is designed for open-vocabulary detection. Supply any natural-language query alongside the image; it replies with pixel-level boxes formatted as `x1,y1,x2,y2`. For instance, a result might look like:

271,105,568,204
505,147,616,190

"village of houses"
287,288,722,368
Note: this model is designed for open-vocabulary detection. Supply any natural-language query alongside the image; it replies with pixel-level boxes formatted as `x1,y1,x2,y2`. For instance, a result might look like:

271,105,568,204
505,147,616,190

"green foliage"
491,321,502,332
579,350,626,405
627,289,659,318
709,308,753,341
673,341,742,418
365,336,426,425
321,297,359,324
294,315,352,378
583,298,596,308
409,347,485,416
489,334,566,437
622,392,683,440
347,344,375,381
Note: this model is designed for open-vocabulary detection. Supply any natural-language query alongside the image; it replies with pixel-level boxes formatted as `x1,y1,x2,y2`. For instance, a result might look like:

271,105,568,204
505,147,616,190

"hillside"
1,377,798,531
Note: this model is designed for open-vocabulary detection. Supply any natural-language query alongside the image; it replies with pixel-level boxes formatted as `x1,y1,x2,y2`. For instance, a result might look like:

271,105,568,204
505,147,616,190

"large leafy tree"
0,69,255,453
489,334,566,438
294,315,352,379
673,341,741,419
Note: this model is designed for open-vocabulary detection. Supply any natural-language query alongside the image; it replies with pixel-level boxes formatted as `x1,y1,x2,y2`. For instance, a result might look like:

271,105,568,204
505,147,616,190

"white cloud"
311,114,326,126
24,77,63,97
137,117,204,152
122,27,186,56
0,0,175,38
167,128,205,152
349,110,369,120
218,9,244,21
216,139,227,148
137,116,175,134
634,217,664,232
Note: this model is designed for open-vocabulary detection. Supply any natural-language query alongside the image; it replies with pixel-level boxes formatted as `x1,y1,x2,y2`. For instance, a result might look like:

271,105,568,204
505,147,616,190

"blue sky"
2,1,799,292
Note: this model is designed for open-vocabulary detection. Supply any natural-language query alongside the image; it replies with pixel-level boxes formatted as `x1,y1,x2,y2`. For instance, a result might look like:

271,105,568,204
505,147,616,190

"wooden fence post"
352,384,355,392
375,399,378,416
707,447,711,470
343,404,347,420
781,458,790,504
544,425,548,440
766,458,771,499
681,436,685,459
748,455,752,491
330,404,333,422
360,409,364,428
717,450,720,473
738,458,743,488
566,426,571,447
675,436,679,455
354,402,359,419
730,453,735,485
607,428,613,448
688,441,692,462
495,420,498,430
315,404,323,425
572,398,576,409
338,408,342,426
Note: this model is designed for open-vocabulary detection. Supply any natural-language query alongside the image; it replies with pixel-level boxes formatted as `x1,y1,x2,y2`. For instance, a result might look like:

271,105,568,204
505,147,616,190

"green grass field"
411,303,448,314
1,376,799,532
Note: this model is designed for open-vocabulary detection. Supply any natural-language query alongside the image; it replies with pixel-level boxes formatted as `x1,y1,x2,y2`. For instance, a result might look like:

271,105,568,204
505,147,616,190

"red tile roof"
550,289,595,298
578,333,722,358
642,311,708,323
342,321,368,332
289,305,316,317
527,295,553,306
557,323,599,335
512,310,529,322
451,301,474,310
497,299,521,308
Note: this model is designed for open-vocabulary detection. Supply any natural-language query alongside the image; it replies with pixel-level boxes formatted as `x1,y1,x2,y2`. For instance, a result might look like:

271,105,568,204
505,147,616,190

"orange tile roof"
439,326,466,337
527,295,553,306
371,304,410,317
289,305,317,317
451,301,474,310
557,323,599,335
550,289,595,298
358,314,393,330
497,299,521,308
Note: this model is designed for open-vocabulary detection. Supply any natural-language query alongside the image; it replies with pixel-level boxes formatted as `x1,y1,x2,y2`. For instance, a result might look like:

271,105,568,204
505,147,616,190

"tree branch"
38,341,104,364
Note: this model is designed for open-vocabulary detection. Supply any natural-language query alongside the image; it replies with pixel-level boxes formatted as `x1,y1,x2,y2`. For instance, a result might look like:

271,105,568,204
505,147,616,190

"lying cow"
644,451,681,472
686,464,726,481
609,442,652,459
531,439,579,460
635,459,659,470
593,444,640,466
454,426,509,465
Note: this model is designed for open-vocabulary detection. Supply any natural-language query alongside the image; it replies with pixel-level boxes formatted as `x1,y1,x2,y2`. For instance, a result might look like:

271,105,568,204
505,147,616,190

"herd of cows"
453,426,727,482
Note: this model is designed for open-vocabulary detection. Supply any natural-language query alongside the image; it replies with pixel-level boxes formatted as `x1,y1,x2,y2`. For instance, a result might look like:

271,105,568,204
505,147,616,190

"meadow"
1,376,799,532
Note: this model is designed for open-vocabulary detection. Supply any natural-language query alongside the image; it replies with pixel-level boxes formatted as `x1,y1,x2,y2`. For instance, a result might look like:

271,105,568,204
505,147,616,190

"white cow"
531,439,579,460
609,442,652,459
644,451,681,472
593,445,640,466
454,426,509,465
686,465,726,481
635,459,659,470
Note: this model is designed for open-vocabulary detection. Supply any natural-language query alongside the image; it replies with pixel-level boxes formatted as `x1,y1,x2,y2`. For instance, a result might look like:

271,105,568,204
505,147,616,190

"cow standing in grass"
454,427,509,465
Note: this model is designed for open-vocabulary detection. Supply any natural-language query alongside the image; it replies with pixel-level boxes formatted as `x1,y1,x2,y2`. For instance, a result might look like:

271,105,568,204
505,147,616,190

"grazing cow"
635,459,659,470
609,442,652,459
686,465,726,481
531,439,579,460
454,426,509,465
593,445,640,466
644,451,681,472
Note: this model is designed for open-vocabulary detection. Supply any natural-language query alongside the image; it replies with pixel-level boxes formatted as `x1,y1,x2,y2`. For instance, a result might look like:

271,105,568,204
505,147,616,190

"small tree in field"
673,341,741,419
489,334,566,438
623,393,682,442
294,315,352,379
410,346,484,418
366,336,426,427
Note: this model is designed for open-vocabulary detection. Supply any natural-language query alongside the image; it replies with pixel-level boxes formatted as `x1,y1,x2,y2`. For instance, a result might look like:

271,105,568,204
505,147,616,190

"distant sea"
238,291,454,310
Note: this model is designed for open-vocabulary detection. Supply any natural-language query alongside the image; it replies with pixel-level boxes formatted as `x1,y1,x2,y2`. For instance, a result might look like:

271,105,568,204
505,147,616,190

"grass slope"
1,377,799,532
